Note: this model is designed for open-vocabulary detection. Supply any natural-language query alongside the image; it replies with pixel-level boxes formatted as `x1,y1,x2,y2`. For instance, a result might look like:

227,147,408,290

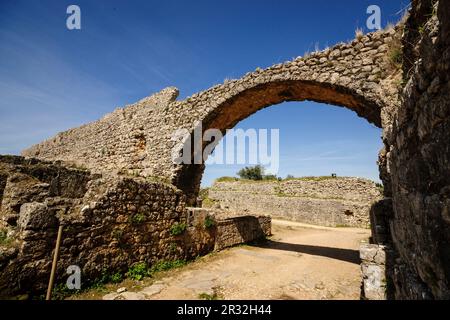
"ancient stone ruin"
207,177,382,228
0,0,449,300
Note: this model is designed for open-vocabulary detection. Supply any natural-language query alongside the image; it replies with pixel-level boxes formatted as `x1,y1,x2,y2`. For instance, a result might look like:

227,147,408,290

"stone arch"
173,78,385,205
22,28,401,205
166,30,403,205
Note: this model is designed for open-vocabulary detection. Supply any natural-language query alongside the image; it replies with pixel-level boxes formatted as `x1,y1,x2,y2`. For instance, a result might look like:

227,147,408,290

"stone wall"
368,0,450,300
0,156,269,298
214,216,271,251
207,178,382,228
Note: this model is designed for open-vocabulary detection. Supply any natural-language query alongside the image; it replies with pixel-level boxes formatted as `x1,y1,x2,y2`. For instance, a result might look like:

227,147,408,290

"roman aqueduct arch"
23,27,401,205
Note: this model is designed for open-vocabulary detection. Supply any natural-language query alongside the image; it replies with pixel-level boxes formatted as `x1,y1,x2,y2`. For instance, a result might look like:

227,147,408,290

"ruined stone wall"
22,29,400,202
384,0,450,299
0,156,269,297
207,178,382,228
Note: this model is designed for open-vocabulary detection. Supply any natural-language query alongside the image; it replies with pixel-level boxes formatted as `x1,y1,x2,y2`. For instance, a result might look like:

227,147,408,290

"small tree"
237,165,264,181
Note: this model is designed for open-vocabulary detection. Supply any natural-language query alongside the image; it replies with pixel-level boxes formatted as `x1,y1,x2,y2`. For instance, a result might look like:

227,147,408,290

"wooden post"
46,225,63,300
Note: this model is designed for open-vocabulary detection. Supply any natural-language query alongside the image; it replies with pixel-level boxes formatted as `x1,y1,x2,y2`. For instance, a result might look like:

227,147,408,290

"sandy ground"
74,220,370,300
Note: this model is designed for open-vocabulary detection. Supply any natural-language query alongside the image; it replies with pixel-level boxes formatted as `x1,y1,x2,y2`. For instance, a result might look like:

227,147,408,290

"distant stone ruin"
206,177,382,228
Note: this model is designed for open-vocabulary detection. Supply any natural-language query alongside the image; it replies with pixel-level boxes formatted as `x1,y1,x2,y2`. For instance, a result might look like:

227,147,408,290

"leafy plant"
51,283,79,300
204,216,216,229
110,272,123,284
126,262,150,281
170,222,186,236
263,174,278,181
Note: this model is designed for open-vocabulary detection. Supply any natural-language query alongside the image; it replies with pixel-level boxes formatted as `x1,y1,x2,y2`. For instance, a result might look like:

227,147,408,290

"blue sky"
0,0,410,186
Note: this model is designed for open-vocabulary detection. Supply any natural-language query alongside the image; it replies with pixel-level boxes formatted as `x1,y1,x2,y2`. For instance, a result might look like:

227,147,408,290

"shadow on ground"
251,240,361,265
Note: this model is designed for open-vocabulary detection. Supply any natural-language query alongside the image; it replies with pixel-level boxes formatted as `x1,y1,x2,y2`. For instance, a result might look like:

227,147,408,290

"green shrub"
52,283,78,300
263,174,278,181
198,292,219,300
170,222,186,236
237,165,264,181
110,272,123,284
0,229,7,244
126,262,150,280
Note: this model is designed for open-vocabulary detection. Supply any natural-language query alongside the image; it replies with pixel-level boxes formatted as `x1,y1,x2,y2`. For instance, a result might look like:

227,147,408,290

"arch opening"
172,79,384,205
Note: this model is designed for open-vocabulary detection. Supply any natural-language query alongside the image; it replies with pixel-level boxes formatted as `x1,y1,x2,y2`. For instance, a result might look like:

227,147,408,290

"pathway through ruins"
76,220,370,300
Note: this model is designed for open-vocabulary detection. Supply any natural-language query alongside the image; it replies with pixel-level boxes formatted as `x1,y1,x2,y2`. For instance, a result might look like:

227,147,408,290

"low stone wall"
360,244,393,300
208,178,382,228
0,156,270,298
214,216,271,251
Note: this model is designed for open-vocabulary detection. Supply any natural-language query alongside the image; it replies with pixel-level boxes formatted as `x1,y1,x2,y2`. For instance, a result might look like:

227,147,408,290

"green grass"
149,260,187,274
0,229,12,246
110,272,123,284
126,259,188,281
284,176,338,182
335,224,351,228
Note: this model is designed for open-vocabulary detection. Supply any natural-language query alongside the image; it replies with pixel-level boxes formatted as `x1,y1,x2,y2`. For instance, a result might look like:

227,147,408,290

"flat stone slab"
115,292,146,300
140,284,165,297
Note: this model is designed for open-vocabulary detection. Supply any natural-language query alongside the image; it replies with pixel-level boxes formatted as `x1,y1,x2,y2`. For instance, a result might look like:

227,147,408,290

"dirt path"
77,220,370,300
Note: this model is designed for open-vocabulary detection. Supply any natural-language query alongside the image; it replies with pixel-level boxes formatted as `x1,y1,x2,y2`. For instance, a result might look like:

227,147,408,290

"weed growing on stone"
0,229,7,243
129,213,146,225
170,222,186,236
126,262,150,281
204,216,215,229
